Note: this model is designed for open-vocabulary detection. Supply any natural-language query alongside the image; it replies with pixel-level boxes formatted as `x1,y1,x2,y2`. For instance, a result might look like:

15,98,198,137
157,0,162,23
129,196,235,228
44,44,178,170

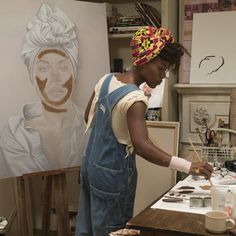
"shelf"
108,33,134,39
107,0,179,121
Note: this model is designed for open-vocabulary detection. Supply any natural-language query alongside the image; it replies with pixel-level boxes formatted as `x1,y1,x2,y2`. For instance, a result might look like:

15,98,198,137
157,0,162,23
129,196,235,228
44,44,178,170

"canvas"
134,121,179,215
190,11,236,84
0,1,110,179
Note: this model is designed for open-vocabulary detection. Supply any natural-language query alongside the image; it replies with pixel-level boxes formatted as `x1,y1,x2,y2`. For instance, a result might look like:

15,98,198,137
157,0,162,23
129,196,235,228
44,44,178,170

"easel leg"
15,178,26,236
24,177,34,235
42,176,53,236
15,177,33,236
54,173,70,236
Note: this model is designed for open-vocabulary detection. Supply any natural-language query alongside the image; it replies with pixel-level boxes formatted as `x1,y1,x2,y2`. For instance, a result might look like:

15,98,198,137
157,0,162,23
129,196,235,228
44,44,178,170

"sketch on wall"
0,1,110,179
198,55,224,75
190,11,236,84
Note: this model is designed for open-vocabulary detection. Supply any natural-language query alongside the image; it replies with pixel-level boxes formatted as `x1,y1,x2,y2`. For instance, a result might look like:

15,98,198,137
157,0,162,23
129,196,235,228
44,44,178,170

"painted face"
140,58,169,88
33,48,73,111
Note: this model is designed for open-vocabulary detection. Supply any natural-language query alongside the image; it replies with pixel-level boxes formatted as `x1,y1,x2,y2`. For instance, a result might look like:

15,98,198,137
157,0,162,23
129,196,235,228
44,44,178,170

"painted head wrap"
131,26,174,66
21,3,79,81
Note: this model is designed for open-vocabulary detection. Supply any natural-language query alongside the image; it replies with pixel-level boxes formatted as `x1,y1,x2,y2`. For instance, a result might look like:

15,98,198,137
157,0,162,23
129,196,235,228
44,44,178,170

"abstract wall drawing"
198,55,224,76
190,11,236,84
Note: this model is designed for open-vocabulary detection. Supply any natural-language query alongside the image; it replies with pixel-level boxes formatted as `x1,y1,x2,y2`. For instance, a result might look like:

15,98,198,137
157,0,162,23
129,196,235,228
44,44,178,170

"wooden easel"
15,166,80,236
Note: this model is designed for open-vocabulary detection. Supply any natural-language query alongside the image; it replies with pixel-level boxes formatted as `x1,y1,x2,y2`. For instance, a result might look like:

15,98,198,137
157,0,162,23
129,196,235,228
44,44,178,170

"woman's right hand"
189,162,213,179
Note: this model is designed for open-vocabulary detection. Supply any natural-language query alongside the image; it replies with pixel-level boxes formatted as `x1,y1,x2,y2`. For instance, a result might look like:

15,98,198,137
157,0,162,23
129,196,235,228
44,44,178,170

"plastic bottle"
224,190,234,217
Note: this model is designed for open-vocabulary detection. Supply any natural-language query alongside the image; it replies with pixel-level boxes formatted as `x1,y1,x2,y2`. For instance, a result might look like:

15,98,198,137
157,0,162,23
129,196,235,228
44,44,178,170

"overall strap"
108,84,139,110
99,73,116,99
99,73,140,110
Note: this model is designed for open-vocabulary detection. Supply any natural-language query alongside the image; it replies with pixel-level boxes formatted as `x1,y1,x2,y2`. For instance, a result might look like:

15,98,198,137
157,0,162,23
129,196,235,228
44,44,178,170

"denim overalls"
75,74,139,236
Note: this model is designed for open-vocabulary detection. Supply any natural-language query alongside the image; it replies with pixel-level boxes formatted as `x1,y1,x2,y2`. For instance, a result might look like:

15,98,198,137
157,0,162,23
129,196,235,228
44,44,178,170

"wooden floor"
34,230,57,236
34,229,75,236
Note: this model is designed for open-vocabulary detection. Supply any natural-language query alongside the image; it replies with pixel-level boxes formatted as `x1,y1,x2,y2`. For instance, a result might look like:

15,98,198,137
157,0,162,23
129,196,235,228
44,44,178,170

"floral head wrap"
21,3,79,82
131,26,174,66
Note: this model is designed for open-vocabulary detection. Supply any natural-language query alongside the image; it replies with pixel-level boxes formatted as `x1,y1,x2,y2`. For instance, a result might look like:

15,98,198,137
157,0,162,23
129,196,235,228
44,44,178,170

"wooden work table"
127,174,236,236
127,207,235,236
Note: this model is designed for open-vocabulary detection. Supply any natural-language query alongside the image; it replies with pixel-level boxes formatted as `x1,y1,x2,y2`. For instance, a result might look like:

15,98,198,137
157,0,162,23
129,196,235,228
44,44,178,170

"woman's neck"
115,69,143,87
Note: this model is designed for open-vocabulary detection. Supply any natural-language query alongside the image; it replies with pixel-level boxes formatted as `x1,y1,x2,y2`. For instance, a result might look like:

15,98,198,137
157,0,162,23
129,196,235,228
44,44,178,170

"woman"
75,26,213,236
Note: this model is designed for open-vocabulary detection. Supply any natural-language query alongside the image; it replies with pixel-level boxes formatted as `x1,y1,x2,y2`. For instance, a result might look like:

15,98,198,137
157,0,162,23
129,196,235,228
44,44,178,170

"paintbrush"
188,137,213,187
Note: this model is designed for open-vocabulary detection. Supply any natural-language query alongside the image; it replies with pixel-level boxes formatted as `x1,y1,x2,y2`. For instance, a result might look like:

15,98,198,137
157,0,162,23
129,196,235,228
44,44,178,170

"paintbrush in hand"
188,137,213,186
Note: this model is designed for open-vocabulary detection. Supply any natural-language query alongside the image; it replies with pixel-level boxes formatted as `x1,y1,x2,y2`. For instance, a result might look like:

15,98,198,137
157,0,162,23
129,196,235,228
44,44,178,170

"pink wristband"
169,156,191,174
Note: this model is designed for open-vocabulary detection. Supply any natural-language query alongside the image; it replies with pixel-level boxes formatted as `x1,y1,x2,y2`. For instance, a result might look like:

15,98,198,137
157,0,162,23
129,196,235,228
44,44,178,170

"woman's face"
136,58,169,89
32,48,73,110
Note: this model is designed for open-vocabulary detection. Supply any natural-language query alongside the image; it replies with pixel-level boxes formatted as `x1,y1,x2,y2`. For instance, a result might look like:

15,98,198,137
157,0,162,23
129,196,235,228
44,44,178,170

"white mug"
205,210,235,234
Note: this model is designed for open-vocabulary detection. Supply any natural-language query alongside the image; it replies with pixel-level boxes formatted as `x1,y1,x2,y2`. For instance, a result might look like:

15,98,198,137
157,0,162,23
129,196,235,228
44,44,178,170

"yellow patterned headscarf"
131,26,174,66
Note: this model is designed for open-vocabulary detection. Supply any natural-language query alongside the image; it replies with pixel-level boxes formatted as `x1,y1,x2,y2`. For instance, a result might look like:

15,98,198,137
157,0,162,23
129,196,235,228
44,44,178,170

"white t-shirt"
87,74,148,155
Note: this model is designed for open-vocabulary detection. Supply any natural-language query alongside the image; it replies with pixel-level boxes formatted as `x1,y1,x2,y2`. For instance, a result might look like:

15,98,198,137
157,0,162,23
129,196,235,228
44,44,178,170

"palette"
199,185,211,190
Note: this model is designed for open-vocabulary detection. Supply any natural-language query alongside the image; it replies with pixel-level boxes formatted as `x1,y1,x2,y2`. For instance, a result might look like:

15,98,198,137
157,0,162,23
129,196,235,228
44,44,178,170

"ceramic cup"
205,210,235,234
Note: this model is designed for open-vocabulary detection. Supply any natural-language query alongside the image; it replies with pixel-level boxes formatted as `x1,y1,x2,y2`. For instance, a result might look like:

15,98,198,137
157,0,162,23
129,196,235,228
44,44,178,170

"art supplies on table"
151,171,236,217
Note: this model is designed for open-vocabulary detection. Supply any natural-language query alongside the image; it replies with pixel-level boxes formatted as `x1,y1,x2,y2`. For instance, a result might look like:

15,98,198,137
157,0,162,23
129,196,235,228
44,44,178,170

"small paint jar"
190,197,203,207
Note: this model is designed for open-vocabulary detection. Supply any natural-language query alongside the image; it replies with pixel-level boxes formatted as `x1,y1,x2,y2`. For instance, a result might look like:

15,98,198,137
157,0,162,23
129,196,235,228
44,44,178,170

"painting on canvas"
0,0,109,179
190,11,236,84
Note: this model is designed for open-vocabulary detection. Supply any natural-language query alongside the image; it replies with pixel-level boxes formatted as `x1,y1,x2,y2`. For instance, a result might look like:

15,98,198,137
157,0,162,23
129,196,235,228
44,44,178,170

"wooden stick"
188,137,202,162
188,137,213,186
